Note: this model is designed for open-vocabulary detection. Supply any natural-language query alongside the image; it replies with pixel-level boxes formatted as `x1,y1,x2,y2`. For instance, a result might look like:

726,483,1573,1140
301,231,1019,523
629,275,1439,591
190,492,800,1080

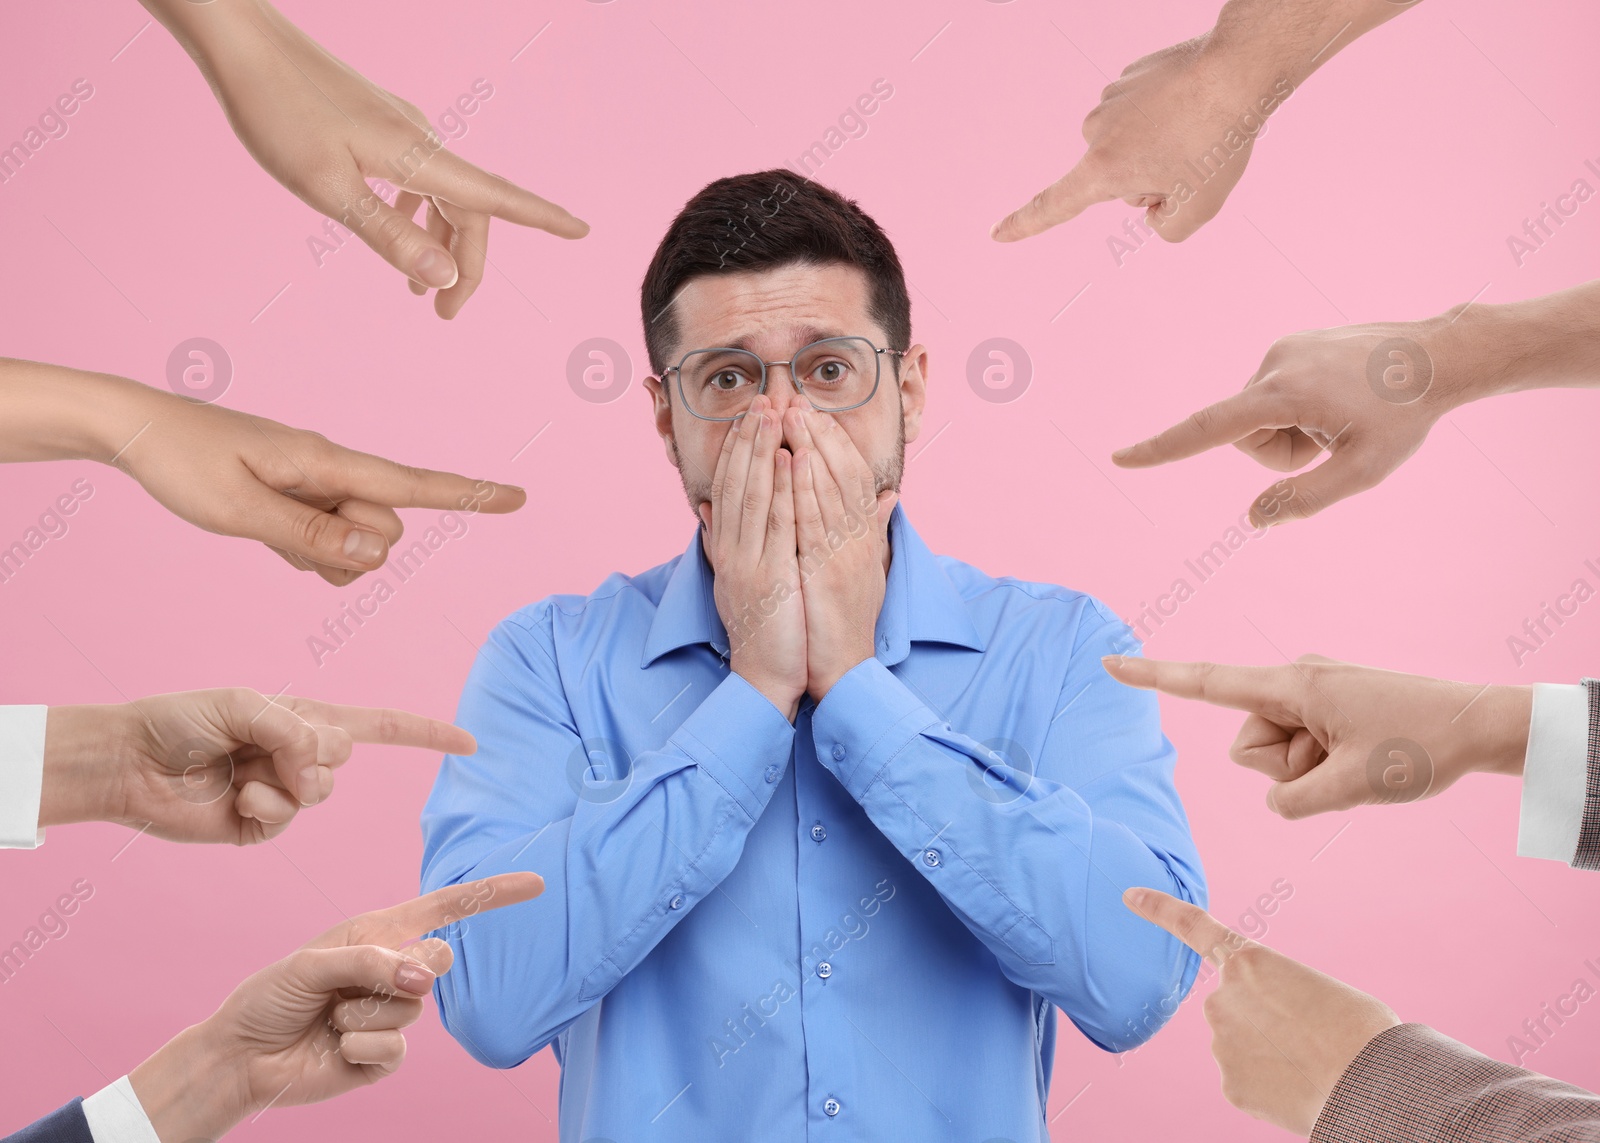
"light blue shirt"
421,504,1205,1142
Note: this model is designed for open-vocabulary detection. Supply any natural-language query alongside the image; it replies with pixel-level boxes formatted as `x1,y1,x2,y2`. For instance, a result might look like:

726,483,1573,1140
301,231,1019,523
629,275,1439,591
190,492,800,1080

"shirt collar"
640,502,986,668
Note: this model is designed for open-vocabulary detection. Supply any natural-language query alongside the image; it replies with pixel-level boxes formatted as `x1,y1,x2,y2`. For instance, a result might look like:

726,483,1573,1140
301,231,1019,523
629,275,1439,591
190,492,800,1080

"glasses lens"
679,349,764,419
793,338,878,410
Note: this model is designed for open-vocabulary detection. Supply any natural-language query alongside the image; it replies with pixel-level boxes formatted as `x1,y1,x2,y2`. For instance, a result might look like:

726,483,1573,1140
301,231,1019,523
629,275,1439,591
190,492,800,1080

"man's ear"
898,344,929,444
643,375,677,466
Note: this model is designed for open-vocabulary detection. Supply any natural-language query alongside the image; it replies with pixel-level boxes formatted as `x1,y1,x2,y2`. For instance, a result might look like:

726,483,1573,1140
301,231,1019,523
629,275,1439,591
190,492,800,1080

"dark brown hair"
639,170,912,375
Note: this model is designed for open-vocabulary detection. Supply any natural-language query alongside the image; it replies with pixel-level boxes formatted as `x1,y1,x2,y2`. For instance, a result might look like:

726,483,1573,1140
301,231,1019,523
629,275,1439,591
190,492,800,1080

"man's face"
644,262,928,518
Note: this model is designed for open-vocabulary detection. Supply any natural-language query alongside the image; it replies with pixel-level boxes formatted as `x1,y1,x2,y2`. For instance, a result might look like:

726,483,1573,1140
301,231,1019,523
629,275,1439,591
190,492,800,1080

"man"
420,171,1206,1141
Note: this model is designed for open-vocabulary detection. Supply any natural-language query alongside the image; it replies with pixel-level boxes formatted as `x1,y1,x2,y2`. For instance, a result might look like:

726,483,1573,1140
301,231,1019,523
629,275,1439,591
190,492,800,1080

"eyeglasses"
659,336,905,422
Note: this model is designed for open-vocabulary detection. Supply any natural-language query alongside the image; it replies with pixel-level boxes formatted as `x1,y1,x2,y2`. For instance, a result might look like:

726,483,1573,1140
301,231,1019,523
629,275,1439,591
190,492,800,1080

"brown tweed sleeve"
1311,1023,1600,1142
1569,678,1600,870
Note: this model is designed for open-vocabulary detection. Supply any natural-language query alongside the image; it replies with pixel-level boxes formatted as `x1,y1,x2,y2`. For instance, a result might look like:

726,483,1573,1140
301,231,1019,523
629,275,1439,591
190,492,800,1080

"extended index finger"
410,150,590,238
1111,388,1284,468
1102,655,1293,715
991,158,1112,242
326,447,527,515
1124,887,1248,966
282,698,476,756
309,873,545,951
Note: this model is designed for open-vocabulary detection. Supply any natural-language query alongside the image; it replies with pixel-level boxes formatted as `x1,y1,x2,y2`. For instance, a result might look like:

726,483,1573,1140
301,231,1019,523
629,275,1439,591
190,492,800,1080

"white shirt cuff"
1517,683,1589,863
81,1075,162,1143
0,705,48,848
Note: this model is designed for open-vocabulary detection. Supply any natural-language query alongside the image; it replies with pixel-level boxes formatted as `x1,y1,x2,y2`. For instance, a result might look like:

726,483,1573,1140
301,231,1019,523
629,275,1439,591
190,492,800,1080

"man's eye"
813,361,847,383
709,371,746,391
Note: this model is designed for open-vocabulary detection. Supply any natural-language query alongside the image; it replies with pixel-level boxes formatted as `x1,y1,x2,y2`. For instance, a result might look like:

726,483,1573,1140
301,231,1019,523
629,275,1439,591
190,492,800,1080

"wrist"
1460,685,1533,777
39,705,135,828
809,652,874,704
129,1020,250,1143
731,665,802,723
90,371,180,468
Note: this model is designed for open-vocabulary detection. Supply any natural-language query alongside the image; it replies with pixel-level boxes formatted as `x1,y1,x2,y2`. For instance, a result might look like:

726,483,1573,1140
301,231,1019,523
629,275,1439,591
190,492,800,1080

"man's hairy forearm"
1441,280,1600,404
1208,0,1421,91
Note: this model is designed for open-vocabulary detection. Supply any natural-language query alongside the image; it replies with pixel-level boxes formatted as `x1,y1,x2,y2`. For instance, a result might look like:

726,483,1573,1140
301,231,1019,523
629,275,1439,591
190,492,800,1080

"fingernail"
414,249,459,289
1111,447,1131,461
344,529,385,565
1101,654,1123,668
395,962,435,995
1123,887,1148,911
297,768,320,806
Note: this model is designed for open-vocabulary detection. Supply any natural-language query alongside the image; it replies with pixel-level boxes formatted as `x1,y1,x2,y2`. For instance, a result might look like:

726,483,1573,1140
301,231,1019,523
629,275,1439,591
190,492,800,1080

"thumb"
1248,452,1377,529
991,159,1109,242
285,944,440,1000
325,168,459,289
237,484,390,572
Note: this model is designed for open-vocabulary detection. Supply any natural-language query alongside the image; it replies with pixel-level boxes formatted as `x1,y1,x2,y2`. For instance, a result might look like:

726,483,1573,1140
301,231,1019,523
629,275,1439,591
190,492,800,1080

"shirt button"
824,1098,841,1117
922,848,942,868
831,744,846,762
764,764,781,784
810,822,827,843
816,960,833,978
669,894,683,910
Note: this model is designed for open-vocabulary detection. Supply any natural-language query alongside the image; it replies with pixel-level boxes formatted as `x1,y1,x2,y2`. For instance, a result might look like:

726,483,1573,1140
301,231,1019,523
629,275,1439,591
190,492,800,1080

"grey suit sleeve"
1566,679,1600,869
1312,1023,1600,1143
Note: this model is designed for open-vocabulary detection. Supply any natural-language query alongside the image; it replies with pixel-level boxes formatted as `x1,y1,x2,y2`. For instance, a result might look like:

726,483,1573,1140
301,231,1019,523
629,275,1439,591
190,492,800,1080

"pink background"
2,0,1597,1139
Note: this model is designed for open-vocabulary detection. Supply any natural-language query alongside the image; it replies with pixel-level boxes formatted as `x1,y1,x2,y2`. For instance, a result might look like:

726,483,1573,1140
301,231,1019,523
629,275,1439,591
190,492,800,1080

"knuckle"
370,209,416,253
226,685,263,712
1184,406,1219,438
377,708,403,743
1284,484,1325,519
356,945,394,982
1232,945,1267,973
294,510,343,554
